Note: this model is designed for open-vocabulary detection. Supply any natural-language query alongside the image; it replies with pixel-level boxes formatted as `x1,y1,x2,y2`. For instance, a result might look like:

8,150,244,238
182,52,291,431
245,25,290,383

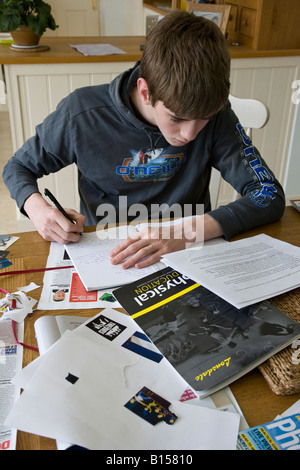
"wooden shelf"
223,0,300,50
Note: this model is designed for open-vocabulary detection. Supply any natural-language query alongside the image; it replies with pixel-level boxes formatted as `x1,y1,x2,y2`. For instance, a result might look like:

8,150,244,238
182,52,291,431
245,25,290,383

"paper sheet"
16,282,40,293
70,44,126,56
34,315,87,355
64,227,164,290
6,309,240,450
162,234,300,308
0,291,37,323
0,235,19,250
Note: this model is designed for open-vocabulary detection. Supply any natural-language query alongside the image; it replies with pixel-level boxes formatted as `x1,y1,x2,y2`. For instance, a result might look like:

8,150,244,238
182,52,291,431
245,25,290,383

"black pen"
44,188,82,234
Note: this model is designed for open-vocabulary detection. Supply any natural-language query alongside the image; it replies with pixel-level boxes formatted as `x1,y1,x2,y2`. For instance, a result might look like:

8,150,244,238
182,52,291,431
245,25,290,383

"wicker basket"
258,288,300,395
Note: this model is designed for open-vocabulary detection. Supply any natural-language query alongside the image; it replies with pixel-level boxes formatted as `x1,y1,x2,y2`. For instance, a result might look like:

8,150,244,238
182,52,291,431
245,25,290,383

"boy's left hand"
109,225,188,269
109,214,223,269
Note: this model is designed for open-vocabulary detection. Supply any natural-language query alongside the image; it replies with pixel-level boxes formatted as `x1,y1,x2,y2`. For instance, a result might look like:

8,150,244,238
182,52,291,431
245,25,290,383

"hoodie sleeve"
207,102,285,239
2,94,76,216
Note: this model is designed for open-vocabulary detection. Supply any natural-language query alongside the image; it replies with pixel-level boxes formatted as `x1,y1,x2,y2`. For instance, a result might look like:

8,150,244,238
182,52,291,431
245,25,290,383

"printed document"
162,234,300,308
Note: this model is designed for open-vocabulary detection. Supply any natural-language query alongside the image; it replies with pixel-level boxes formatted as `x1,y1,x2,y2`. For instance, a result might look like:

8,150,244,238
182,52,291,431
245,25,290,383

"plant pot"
11,25,40,47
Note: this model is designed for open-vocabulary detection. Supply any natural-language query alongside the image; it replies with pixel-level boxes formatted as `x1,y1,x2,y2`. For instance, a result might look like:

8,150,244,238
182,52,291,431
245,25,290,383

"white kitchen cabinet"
45,0,145,37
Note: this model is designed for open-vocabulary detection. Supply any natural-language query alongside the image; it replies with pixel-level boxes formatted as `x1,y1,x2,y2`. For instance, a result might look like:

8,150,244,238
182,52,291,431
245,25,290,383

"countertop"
0,35,299,65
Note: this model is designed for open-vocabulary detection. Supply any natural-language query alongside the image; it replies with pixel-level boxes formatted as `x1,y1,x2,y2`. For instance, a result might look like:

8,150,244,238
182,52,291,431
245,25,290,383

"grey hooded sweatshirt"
3,62,285,239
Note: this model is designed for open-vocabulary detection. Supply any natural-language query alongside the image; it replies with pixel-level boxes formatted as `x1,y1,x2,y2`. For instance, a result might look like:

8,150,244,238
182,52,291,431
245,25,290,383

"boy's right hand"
23,192,85,244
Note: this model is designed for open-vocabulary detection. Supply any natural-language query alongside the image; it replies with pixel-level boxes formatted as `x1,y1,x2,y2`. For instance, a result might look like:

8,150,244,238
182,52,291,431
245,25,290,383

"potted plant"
0,0,58,47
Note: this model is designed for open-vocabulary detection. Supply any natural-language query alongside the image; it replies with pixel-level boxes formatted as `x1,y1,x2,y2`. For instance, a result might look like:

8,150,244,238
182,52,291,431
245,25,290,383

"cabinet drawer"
239,7,256,37
227,4,238,31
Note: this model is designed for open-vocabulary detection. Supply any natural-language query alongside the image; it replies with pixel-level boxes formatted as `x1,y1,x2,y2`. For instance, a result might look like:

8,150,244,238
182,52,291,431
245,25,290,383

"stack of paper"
162,234,300,309
5,308,240,450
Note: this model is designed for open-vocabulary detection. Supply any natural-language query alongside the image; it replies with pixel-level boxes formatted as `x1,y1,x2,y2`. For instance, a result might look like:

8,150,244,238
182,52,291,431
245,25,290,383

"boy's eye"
170,117,181,123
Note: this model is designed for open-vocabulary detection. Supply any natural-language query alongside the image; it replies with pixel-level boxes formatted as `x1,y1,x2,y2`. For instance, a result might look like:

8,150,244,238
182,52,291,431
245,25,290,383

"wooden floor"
0,111,18,233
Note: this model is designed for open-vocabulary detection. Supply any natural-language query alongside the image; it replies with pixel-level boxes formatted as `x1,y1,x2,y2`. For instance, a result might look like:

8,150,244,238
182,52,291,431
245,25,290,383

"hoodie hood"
109,61,143,129
109,62,164,151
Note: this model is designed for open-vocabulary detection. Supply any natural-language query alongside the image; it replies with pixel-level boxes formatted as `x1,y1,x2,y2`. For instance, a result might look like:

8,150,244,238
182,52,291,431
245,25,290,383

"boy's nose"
179,120,206,141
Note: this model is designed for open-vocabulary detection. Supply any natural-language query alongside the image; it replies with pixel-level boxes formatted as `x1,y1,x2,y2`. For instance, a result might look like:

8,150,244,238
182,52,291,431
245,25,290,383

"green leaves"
0,1,24,32
0,0,58,35
27,13,48,36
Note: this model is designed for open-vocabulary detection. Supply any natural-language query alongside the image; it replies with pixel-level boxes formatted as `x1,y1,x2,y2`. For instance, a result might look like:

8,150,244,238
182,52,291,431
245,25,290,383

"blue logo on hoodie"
116,148,186,182
236,123,277,207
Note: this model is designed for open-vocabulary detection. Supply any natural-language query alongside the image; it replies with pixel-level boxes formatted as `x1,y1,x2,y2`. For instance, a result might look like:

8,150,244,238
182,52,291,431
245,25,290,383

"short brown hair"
140,10,231,119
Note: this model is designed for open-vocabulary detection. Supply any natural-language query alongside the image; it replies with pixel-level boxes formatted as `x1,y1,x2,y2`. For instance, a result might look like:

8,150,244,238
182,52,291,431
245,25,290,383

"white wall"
284,98,300,198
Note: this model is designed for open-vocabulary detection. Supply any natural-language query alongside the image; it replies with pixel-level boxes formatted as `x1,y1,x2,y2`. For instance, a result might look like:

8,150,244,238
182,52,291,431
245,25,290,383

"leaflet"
162,234,300,308
38,242,121,310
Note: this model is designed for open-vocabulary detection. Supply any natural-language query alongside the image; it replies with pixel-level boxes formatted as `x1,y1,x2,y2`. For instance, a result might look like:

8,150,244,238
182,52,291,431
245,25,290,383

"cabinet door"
45,0,100,36
100,0,144,36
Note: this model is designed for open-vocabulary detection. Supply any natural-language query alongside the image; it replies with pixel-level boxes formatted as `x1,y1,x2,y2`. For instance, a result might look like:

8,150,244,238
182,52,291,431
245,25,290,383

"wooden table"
1,206,300,450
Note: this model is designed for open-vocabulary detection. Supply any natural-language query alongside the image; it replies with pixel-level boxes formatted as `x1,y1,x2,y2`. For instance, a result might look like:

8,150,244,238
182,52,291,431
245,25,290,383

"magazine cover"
237,413,300,450
113,267,300,397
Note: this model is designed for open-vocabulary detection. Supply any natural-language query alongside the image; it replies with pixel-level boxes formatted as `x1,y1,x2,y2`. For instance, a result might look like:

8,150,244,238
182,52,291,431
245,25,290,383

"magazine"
0,319,24,450
113,267,300,398
237,413,300,450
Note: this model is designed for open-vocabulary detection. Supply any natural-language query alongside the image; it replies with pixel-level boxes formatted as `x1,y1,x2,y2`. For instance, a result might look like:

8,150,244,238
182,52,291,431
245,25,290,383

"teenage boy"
3,11,285,269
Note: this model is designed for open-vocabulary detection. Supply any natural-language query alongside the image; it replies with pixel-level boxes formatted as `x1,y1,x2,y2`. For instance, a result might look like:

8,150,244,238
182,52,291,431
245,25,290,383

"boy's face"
151,101,209,147
134,78,210,146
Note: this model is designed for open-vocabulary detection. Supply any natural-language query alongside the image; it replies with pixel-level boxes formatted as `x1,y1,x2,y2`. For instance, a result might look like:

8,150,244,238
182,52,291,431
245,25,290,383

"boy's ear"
137,78,151,104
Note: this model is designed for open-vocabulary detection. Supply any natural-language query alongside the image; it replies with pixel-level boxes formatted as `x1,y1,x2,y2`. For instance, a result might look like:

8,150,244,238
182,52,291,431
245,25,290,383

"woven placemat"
258,287,300,395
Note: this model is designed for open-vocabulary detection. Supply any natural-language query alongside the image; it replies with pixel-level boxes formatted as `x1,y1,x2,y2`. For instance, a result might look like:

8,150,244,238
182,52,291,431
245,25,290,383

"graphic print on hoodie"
116,147,186,182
